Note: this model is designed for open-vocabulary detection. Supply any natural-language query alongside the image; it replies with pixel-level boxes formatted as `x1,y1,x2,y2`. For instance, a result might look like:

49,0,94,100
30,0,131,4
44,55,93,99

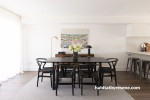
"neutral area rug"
8,77,134,100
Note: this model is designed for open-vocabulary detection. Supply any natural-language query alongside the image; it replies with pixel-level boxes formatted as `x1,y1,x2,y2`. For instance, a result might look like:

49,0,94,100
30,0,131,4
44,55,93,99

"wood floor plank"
0,71,37,100
117,71,150,100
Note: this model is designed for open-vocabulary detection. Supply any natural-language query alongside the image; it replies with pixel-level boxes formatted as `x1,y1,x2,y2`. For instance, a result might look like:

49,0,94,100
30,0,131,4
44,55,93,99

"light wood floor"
0,71,150,100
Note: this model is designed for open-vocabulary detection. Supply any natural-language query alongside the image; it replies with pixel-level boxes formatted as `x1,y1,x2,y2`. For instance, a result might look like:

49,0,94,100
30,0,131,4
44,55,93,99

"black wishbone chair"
55,63,75,96
78,63,100,96
102,58,118,86
36,58,53,87
77,56,96,76
61,56,73,78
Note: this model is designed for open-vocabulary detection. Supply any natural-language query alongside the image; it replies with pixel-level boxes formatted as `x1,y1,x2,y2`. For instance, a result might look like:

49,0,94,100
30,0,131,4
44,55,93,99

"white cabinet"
127,24,150,37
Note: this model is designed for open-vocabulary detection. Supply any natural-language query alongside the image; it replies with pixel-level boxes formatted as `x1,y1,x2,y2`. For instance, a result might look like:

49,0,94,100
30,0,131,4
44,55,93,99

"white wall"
126,24,150,52
22,24,127,71
127,24,150,37
126,37,150,52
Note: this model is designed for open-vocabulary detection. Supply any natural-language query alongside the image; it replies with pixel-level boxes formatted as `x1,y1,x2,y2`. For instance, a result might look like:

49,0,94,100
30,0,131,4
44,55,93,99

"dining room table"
43,57,109,90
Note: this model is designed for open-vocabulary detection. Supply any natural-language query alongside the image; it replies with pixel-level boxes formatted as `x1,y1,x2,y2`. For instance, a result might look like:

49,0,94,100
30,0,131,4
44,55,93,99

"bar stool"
126,57,140,74
136,59,150,80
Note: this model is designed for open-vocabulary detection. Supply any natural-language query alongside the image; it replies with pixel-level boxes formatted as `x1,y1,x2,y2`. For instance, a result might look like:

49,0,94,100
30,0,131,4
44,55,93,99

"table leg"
140,60,142,80
99,62,102,86
52,62,55,90
94,62,96,72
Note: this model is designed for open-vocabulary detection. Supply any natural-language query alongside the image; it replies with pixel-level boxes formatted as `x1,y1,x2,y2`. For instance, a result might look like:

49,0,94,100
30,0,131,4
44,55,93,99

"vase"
73,51,78,61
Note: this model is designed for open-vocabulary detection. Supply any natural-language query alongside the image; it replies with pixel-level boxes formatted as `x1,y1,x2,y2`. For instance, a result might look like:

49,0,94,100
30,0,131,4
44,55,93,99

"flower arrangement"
69,37,83,52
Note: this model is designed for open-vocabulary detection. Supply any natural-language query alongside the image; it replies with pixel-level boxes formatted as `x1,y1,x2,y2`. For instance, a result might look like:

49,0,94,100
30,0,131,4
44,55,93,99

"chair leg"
56,74,59,96
134,61,136,73
102,72,104,87
115,76,117,86
137,61,142,80
64,66,67,77
37,71,40,87
111,72,112,82
114,71,117,86
126,58,130,72
41,72,43,82
81,76,83,95
94,65,96,72
72,75,74,96
97,82,99,96
37,76,39,87
78,67,79,74
147,66,150,78
96,77,99,96
50,74,52,88
79,74,80,88
144,65,146,79
56,85,57,96
134,60,138,77
61,65,65,77
139,61,143,80
97,89,99,96
139,68,142,80
91,66,94,82
130,59,133,74
74,73,76,88
145,64,150,78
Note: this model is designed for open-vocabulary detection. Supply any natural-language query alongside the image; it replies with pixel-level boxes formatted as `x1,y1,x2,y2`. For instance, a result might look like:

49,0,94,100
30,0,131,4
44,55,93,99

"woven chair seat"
40,68,52,73
102,67,113,73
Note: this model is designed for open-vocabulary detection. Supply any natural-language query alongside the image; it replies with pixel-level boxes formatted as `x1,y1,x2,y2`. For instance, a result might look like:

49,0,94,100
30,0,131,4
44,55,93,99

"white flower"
69,45,73,51
69,37,83,52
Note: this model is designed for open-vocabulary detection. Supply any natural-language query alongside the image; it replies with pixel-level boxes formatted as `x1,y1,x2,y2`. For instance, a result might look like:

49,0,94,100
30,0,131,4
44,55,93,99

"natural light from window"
0,7,22,82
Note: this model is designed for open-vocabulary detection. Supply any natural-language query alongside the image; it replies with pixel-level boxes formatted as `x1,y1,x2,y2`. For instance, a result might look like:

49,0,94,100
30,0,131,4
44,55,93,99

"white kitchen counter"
126,51,150,80
126,51,150,61
127,51,150,56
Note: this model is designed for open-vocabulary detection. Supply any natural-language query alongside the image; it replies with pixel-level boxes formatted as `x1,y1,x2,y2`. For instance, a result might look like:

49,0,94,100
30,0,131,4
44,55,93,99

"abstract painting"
61,29,88,48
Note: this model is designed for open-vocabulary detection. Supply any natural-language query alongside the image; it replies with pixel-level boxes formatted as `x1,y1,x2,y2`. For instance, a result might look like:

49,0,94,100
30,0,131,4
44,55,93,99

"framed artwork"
61,29,89,48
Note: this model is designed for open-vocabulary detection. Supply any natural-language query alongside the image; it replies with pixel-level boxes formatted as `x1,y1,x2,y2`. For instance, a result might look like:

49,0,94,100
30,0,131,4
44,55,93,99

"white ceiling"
0,0,150,17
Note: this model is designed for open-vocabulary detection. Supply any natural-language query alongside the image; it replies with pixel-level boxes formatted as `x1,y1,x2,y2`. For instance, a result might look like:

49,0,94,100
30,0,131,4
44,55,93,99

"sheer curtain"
0,7,23,83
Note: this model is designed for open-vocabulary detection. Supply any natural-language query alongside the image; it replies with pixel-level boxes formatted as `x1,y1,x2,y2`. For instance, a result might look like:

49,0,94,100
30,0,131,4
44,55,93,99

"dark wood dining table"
43,57,109,90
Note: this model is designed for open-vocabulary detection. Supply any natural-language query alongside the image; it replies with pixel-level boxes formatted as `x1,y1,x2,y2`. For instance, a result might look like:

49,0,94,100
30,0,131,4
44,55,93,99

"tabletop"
44,57,108,63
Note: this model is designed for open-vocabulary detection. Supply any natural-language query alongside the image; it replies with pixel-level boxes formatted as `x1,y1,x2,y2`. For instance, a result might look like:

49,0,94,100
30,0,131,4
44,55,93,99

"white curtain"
0,7,23,83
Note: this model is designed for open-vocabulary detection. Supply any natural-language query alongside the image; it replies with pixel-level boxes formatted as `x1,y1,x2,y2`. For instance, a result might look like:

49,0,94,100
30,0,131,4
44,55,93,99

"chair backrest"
107,58,118,70
36,58,47,70
78,63,99,75
55,63,76,74
79,63,97,70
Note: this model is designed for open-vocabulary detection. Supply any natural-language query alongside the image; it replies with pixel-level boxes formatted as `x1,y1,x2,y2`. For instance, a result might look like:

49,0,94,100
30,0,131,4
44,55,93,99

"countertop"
127,51,150,55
